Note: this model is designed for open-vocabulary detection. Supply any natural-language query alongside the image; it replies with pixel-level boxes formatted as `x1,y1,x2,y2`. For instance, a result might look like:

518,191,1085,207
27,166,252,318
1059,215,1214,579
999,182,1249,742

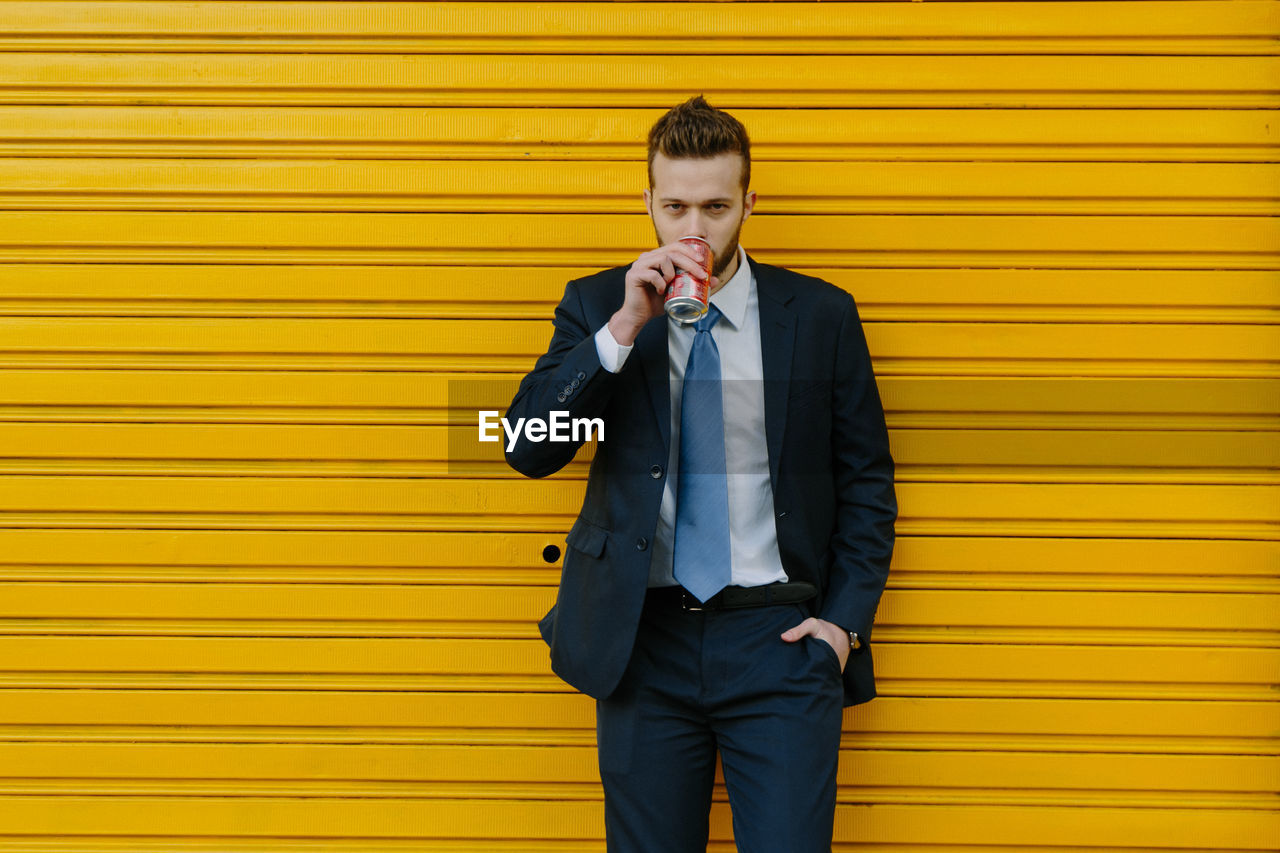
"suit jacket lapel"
635,315,671,456
750,255,797,492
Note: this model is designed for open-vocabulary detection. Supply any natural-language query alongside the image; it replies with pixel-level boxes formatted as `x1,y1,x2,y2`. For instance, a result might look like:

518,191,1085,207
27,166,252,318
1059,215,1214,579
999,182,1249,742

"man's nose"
684,212,706,238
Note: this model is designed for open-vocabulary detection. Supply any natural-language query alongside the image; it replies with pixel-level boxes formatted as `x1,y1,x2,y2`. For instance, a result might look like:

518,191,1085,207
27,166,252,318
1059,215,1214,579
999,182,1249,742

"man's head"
644,96,756,282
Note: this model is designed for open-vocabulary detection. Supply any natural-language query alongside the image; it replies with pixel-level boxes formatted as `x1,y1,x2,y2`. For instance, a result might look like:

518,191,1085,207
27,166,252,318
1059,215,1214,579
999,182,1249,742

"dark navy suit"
505,255,896,851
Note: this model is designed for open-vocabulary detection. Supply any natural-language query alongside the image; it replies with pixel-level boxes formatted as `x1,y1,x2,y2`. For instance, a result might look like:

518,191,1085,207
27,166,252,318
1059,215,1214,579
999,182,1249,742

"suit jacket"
505,255,897,708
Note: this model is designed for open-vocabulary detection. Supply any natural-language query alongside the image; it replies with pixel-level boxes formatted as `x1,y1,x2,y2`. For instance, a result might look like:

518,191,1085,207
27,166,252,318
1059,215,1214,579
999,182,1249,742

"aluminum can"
664,236,713,324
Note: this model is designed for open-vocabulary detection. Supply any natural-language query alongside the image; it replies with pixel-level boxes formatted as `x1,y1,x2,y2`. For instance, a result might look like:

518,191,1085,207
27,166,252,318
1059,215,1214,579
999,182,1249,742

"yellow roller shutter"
0,1,1275,850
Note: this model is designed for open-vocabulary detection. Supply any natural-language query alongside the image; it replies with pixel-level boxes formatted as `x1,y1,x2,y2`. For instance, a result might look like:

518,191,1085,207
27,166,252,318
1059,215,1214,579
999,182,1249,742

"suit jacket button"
649,465,663,479
577,371,586,380
556,393,566,403
563,385,573,396
635,537,648,551
571,378,580,388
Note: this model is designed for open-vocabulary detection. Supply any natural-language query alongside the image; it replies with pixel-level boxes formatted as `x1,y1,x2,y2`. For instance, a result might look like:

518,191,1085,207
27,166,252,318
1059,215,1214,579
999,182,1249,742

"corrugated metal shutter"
0,1,1275,849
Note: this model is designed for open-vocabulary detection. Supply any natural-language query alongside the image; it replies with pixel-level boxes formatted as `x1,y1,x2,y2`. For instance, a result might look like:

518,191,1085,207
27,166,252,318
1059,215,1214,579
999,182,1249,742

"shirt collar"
708,245,751,331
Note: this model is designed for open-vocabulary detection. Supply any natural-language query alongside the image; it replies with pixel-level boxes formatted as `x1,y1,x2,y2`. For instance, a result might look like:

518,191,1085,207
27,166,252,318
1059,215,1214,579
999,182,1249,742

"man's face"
645,151,756,283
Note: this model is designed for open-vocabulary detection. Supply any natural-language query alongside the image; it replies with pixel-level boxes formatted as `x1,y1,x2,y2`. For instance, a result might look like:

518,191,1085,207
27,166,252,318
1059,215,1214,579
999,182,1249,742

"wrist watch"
847,629,862,651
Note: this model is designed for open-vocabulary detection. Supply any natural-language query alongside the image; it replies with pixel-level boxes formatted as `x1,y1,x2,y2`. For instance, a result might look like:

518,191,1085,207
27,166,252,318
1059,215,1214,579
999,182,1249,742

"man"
504,96,896,852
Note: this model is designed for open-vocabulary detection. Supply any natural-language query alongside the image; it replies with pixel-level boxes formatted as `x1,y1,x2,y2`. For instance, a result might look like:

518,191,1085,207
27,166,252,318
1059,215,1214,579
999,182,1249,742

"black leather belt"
648,581,817,612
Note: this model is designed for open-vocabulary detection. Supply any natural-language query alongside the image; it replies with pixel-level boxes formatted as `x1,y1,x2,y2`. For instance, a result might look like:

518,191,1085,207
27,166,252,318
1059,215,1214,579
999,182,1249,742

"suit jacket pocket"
565,517,608,558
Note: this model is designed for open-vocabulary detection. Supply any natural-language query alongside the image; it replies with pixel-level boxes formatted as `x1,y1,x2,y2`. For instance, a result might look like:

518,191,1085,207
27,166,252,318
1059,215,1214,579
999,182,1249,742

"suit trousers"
595,587,845,853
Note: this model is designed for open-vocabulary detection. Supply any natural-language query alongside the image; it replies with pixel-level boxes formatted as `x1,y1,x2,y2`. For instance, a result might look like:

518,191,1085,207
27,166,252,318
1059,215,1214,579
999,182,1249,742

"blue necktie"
672,305,732,603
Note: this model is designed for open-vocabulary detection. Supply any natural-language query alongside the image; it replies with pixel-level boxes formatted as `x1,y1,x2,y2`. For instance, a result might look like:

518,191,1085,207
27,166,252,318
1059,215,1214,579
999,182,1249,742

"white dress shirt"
594,246,789,589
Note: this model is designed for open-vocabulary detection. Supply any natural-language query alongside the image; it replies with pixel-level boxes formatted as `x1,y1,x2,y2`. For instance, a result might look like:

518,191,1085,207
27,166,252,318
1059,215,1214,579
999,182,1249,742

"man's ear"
742,190,757,222
643,188,653,217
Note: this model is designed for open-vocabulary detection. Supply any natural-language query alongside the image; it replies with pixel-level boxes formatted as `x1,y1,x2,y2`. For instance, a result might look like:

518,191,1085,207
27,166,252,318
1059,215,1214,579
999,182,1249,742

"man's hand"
780,617,851,673
608,241,719,347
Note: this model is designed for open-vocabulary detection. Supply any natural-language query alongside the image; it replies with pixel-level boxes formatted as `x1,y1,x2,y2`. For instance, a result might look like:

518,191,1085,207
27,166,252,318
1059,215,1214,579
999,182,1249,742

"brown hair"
647,95,751,193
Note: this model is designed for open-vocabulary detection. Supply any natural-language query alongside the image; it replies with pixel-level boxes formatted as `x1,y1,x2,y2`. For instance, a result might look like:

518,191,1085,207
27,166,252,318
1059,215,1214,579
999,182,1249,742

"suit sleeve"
504,278,626,479
817,292,897,651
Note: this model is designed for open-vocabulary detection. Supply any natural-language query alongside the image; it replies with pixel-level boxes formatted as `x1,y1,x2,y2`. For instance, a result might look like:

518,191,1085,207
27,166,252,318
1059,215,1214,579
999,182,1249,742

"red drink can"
664,236,713,324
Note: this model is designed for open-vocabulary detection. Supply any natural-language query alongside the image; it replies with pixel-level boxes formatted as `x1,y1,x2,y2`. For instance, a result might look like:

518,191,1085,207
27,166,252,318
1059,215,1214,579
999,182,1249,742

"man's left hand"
780,617,850,673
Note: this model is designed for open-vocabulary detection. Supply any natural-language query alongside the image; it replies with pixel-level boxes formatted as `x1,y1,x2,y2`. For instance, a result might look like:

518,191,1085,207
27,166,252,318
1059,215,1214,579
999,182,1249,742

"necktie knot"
695,304,722,333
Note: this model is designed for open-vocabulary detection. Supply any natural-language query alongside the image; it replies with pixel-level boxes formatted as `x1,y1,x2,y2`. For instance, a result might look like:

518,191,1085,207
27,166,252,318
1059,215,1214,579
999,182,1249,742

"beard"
651,218,745,281
712,234,741,278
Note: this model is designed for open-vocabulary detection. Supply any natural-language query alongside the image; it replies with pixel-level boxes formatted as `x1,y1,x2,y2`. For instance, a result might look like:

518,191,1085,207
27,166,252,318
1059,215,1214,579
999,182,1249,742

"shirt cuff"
594,323,634,373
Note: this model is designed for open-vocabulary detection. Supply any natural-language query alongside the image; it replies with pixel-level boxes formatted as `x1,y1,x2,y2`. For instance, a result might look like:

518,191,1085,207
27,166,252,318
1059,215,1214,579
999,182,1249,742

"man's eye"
667,204,683,212
709,204,727,212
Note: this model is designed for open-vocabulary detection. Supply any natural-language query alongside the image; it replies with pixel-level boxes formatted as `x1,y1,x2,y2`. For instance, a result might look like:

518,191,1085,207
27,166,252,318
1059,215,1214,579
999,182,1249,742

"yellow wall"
0,1,1276,849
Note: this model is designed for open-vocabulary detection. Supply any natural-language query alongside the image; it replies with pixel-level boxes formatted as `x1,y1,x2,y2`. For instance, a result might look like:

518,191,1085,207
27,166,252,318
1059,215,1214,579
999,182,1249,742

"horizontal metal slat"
0,690,1272,739
0,842,1243,853
1,1,1275,55
0,742,1272,794
0,476,1273,520
0,212,1273,269
0,374,1274,422
0,515,1267,540
0,673,1266,702
0,796,1270,845
0,107,1270,162
2,54,1276,108
2,159,1278,216
0,638,1272,688
0,781,1270,812
0,532,1273,584
0,317,1272,362
0,583,1273,633
0,843,1257,853
0,266,1275,326
0,424,1274,476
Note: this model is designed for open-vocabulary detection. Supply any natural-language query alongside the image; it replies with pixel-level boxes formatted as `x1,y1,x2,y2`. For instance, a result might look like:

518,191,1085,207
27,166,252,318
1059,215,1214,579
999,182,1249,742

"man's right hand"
608,242,719,347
